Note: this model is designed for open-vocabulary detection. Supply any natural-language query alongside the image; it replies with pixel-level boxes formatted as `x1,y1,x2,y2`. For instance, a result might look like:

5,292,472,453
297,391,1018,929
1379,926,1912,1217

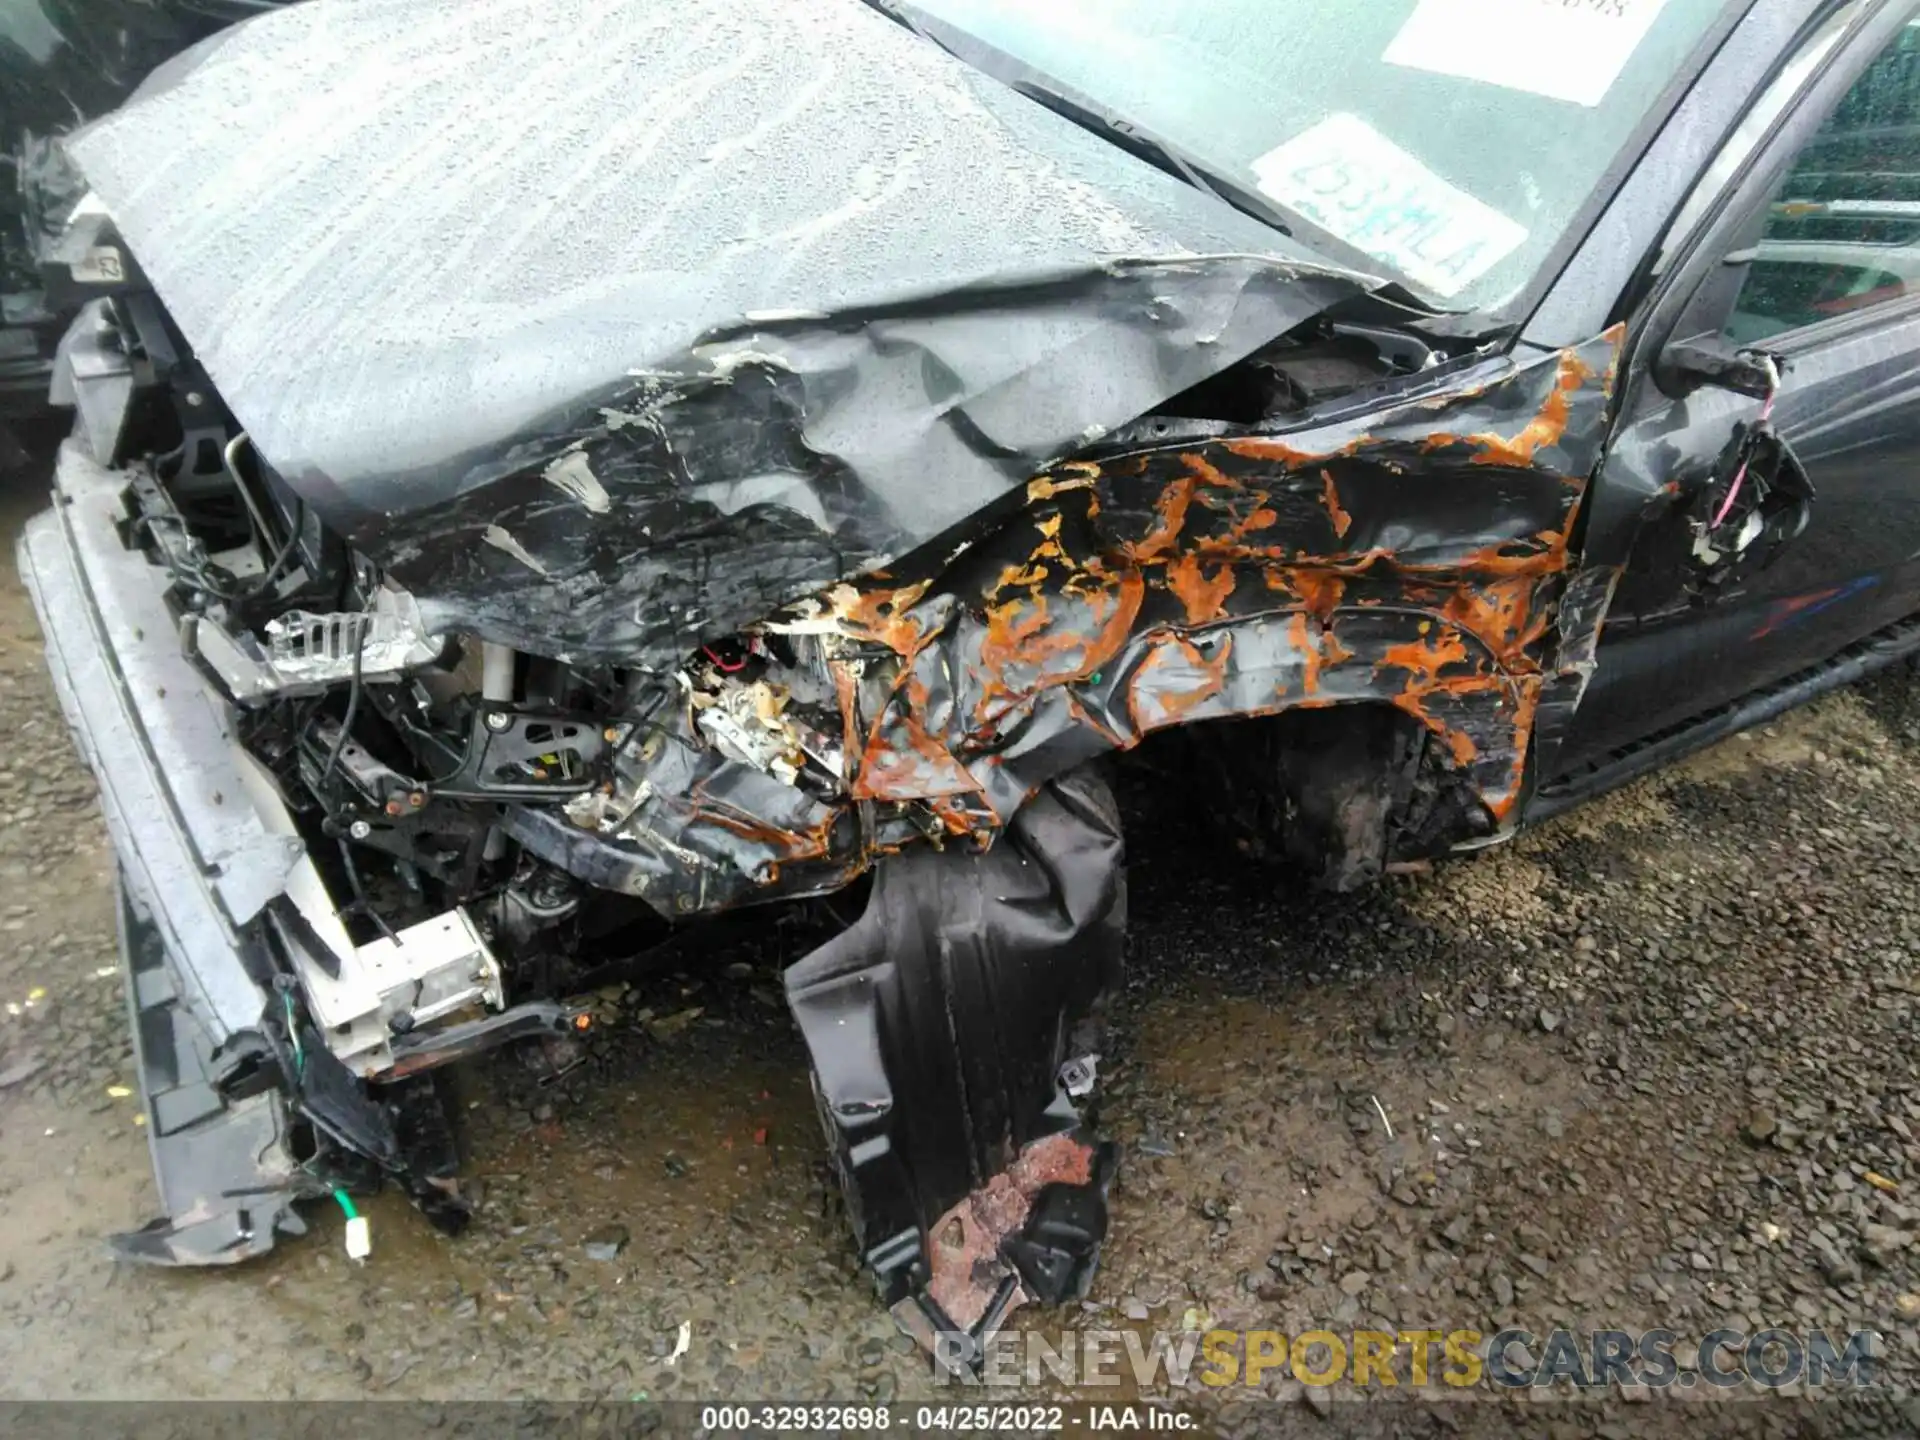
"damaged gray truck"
19,0,1920,1365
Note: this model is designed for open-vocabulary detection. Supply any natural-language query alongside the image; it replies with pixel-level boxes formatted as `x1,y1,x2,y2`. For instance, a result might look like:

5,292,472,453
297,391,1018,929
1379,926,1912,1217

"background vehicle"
15,0,1920,1361
1,1,287,454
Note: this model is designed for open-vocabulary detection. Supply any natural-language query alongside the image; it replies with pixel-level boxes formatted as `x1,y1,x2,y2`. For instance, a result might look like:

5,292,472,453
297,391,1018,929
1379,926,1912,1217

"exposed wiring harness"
1710,355,1782,530
282,988,372,1261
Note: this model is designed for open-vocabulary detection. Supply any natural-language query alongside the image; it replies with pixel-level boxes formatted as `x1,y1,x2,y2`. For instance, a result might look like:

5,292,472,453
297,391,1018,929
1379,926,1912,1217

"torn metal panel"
66,0,1379,667
784,764,1123,1358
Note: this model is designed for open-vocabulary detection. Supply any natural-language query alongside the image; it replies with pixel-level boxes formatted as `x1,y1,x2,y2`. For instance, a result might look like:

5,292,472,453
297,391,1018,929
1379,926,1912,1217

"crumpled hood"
67,0,1378,665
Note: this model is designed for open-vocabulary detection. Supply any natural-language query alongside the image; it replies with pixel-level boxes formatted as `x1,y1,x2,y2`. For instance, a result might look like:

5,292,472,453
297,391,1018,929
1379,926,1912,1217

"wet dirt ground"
1,457,1917,1436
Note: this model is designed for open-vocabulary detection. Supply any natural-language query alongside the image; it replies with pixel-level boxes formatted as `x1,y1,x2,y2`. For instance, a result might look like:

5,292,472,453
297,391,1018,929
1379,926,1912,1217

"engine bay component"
193,585,445,701
289,906,503,1076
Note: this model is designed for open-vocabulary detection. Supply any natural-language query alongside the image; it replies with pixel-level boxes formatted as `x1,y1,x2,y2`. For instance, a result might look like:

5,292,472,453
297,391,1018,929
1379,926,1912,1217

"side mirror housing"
1656,333,1780,400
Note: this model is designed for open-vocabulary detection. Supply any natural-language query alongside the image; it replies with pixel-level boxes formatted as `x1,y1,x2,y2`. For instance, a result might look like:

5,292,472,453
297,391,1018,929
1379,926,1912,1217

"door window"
1726,14,1920,344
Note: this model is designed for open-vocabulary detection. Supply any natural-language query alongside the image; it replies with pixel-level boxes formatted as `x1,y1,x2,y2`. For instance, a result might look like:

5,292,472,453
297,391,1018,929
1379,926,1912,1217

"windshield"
907,0,1734,310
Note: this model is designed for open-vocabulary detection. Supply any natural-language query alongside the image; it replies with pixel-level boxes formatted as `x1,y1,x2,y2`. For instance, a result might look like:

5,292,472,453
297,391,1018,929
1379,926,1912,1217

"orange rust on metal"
833,662,861,771
968,569,1144,733
922,1131,1094,1333
1027,462,1100,503
1220,433,1372,467
1128,633,1232,727
1486,683,1542,821
692,800,837,870
1378,629,1472,678
1440,574,1550,657
854,670,981,804
1321,468,1352,538
1127,471,1198,563
1288,611,1322,697
1165,552,1236,626
1427,347,1595,469
1280,567,1346,621
832,580,935,661
1178,450,1241,491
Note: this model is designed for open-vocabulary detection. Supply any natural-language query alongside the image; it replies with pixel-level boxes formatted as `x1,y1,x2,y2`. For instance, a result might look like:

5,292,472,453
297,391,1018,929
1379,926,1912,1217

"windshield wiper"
1008,83,1291,239
858,0,1290,239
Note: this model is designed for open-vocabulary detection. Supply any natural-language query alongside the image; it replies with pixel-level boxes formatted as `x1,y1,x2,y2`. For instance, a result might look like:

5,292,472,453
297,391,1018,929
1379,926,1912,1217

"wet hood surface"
65,0,1380,665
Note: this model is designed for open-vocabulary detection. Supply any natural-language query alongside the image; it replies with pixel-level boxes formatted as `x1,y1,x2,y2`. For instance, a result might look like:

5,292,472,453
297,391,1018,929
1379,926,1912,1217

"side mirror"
1657,333,1781,400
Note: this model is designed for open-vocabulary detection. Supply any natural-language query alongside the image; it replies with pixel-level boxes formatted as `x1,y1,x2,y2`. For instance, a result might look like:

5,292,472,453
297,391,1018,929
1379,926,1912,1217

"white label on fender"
1383,0,1672,107
1251,114,1527,297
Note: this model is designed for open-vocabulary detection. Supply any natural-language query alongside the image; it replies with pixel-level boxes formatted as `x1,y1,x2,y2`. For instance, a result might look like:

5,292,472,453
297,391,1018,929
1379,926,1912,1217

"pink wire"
1711,386,1778,530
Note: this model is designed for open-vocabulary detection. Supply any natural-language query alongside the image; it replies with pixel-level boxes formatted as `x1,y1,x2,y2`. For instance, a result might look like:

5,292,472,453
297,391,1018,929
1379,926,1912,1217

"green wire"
333,1189,358,1221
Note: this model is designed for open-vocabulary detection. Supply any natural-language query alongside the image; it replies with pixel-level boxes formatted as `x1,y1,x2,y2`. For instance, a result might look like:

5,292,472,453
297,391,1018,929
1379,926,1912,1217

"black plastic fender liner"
784,763,1125,1362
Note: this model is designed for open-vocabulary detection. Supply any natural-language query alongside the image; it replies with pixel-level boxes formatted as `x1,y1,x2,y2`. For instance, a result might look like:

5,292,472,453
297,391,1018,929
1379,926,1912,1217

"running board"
1530,609,1920,822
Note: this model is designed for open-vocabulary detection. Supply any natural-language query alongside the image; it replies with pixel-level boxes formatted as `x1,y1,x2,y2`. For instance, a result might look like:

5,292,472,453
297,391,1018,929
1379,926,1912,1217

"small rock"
1123,1298,1150,1321
1894,1294,1920,1321
1338,1270,1371,1297
1491,1274,1514,1308
1301,1385,1332,1418
1743,1110,1778,1144
1860,1225,1914,1267
1537,1010,1562,1034
582,1222,630,1261
0,1054,43,1088
1519,1253,1552,1279
1814,1241,1858,1286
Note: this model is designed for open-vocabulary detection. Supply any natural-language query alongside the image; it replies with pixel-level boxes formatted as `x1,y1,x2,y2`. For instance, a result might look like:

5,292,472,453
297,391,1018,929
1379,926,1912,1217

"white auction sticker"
1251,114,1527,298
70,245,125,285
1383,0,1672,107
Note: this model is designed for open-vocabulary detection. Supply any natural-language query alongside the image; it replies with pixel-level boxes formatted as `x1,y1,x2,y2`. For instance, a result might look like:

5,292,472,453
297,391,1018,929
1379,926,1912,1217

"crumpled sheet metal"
526,329,1623,919
65,0,1374,668
836,328,1626,830
368,258,1370,668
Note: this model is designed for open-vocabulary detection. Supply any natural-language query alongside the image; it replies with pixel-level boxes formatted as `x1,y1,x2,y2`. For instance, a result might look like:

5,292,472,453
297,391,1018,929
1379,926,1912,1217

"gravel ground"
0,461,1917,1436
